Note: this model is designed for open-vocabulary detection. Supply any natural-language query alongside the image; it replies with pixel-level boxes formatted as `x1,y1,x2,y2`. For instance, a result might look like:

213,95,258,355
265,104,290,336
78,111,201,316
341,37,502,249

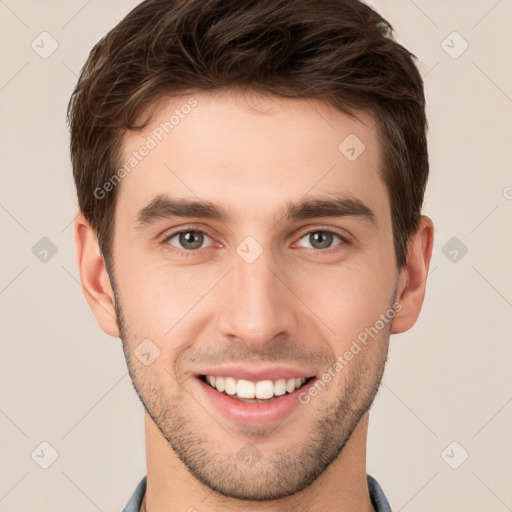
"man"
68,0,433,510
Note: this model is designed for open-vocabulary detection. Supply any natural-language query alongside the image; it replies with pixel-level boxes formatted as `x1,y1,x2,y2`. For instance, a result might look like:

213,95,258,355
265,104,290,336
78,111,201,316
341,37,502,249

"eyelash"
161,226,349,257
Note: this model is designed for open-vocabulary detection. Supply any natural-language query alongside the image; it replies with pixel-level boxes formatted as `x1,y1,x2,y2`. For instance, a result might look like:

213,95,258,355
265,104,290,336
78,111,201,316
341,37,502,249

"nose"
216,243,297,352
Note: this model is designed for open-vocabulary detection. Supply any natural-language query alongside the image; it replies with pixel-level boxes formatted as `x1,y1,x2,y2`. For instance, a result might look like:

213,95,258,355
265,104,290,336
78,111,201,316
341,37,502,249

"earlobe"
391,215,434,334
73,211,120,338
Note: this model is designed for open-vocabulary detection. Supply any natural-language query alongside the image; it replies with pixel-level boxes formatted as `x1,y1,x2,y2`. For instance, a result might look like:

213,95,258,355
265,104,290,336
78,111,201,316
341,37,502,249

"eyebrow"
134,193,377,228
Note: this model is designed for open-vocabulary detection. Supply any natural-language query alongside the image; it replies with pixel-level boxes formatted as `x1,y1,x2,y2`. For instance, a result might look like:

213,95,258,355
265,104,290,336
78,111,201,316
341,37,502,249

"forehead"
115,90,388,227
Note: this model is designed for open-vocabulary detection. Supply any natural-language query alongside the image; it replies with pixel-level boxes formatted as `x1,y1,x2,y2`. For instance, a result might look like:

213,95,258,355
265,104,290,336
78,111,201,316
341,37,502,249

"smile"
201,375,312,401
196,373,318,426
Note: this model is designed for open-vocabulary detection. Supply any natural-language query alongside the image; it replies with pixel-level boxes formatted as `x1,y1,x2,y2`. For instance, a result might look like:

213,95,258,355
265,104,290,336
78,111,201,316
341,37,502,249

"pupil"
311,231,332,249
181,231,202,250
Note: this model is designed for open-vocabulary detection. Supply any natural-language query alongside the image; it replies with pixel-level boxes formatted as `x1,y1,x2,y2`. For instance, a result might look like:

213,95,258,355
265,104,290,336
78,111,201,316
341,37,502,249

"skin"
74,89,434,512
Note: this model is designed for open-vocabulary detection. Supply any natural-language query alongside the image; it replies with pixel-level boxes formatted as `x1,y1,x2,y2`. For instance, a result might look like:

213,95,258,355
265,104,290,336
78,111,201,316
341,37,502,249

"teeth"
225,377,237,395
237,379,255,398
255,380,274,399
215,376,225,392
274,379,287,396
204,375,308,399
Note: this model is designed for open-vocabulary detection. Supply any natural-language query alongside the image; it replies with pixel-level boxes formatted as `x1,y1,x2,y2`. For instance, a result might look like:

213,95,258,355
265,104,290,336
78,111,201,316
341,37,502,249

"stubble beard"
112,277,393,501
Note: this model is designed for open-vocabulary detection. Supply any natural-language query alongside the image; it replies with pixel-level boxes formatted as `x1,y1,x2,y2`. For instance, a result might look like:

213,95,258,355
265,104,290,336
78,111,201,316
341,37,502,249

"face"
109,90,399,500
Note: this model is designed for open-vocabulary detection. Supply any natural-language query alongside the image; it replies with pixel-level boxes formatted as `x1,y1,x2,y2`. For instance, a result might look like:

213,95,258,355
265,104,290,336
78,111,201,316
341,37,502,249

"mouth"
195,373,318,426
198,374,316,403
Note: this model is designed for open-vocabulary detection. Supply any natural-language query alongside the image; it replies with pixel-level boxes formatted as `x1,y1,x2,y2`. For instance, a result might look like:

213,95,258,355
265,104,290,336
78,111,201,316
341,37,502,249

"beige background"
1,1,511,511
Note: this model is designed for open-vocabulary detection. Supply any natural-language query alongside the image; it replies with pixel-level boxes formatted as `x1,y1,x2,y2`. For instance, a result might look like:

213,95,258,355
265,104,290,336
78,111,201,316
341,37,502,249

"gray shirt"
122,474,392,511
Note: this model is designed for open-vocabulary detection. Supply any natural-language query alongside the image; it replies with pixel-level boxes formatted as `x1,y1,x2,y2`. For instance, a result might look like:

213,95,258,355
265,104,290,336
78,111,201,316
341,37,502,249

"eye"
161,227,349,257
163,229,214,254
295,229,347,252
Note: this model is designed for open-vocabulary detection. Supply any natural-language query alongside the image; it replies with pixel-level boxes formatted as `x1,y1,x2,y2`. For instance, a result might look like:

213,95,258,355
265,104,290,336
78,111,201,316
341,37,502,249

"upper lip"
195,365,317,382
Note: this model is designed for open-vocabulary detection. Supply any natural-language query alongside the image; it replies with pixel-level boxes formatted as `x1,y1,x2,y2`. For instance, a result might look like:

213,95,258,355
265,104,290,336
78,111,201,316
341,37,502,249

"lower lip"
195,376,317,426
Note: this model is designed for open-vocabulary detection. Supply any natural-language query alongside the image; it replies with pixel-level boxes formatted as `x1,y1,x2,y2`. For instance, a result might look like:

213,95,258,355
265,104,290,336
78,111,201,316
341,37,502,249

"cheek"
295,259,395,347
117,261,212,335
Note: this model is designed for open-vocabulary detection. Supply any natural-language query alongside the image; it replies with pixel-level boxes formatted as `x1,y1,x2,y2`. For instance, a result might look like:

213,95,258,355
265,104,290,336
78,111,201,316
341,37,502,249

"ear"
73,211,120,338
392,215,434,334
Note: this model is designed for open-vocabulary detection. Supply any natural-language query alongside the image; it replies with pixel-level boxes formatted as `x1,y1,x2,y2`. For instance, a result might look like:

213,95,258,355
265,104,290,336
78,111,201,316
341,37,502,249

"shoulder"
122,475,147,512
367,474,392,512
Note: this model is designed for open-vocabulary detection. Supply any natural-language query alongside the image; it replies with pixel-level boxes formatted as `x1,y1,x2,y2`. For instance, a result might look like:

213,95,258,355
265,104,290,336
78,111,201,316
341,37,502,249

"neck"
142,411,375,512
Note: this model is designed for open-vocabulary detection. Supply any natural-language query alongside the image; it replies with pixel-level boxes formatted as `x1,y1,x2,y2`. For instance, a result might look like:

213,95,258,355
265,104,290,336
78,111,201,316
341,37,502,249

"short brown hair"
67,0,428,272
